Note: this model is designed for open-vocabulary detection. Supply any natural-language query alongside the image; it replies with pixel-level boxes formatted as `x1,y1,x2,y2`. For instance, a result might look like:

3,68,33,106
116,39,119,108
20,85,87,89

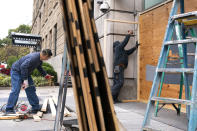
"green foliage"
0,75,11,87
0,45,30,63
8,24,31,37
32,76,51,87
42,62,54,70
0,73,52,87
32,62,57,84
0,37,12,46
0,24,31,63
0,24,31,46
7,56,18,68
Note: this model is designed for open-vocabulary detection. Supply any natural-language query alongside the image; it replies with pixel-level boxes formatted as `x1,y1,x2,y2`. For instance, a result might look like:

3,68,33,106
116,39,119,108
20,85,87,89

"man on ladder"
111,30,139,102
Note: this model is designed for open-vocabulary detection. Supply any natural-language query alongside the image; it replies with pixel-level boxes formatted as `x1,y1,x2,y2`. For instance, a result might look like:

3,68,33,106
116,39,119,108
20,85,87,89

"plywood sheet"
139,0,196,109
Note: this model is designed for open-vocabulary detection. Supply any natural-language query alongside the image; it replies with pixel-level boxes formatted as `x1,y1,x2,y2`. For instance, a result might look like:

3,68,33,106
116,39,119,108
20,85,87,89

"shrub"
0,68,11,75
0,76,11,87
7,56,18,68
32,62,57,84
42,62,54,70
32,76,51,87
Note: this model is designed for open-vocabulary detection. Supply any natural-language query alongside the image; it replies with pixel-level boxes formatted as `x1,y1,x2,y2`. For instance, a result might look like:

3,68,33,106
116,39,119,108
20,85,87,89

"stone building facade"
31,0,144,100
31,0,65,81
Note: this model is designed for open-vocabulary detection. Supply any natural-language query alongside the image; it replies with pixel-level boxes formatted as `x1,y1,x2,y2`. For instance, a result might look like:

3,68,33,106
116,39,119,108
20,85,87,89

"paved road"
0,87,186,131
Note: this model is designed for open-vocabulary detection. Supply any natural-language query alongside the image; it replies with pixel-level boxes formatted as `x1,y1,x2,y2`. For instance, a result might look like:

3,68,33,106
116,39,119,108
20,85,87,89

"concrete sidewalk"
0,87,187,131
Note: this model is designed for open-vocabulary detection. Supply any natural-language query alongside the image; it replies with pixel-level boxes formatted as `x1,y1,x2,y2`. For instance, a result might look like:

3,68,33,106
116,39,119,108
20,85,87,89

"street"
0,87,187,131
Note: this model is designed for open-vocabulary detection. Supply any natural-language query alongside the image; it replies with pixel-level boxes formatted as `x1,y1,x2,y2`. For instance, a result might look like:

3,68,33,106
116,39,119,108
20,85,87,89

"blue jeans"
111,66,124,101
6,70,40,111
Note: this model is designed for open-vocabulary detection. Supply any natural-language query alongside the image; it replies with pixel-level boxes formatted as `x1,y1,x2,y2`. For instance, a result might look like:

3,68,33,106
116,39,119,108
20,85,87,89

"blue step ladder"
142,0,197,131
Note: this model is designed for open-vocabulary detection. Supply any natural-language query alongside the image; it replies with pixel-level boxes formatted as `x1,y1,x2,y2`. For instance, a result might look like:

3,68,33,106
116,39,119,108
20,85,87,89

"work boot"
29,109,39,114
5,110,16,114
1,104,16,114
29,105,42,114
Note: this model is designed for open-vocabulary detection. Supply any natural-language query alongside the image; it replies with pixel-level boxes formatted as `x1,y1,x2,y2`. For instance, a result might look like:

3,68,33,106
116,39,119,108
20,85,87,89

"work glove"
45,74,53,80
136,41,140,48
22,80,29,89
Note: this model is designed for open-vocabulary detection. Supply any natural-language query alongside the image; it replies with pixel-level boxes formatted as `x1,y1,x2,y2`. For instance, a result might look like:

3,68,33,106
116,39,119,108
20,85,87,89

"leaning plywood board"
85,1,119,130
139,0,197,110
77,1,106,130
60,1,89,130
60,0,120,130
67,1,98,130
41,98,48,112
49,98,56,118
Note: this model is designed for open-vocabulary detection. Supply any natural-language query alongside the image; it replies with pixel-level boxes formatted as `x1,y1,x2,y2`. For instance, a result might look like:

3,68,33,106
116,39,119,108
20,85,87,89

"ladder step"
171,11,197,20
187,53,195,56
142,127,161,131
151,97,192,105
164,38,197,45
183,19,197,26
157,68,194,73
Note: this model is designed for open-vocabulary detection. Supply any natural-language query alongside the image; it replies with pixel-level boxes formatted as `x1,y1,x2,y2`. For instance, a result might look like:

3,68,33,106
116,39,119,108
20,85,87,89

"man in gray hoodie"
111,30,139,102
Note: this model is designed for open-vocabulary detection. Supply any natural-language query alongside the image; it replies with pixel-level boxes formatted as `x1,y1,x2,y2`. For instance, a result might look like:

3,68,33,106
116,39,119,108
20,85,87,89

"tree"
0,24,31,45
0,24,31,63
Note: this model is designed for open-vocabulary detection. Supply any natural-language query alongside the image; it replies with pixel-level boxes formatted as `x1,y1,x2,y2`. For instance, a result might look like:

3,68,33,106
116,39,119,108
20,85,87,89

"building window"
143,0,166,10
39,13,42,33
54,24,57,56
42,38,44,50
49,29,52,50
45,35,48,49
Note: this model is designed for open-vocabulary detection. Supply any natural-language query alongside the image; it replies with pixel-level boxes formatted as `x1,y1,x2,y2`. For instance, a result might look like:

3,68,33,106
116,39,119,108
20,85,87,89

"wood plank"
33,115,41,122
121,100,139,103
52,96,71,117
49,98,56,118
86,1,120,130
61,1,88,129
79,0,106,131
0,115,20,120
60,0,90,130
41,98,48,112
106,19,138,24
68,0,98,130
64,107,71,117
117,119,127,131
52,96,58,106
36,111,43,118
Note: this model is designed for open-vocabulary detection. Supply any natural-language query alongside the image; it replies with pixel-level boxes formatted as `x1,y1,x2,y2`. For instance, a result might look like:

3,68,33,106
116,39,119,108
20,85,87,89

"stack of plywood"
60,0,119,130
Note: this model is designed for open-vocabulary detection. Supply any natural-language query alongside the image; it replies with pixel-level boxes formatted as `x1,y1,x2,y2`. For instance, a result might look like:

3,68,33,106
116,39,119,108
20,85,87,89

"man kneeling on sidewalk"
5,49,53,114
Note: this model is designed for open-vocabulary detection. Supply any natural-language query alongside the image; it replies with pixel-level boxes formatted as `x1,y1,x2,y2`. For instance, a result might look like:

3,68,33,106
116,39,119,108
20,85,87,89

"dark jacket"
12,52,47,80
113,34,137,68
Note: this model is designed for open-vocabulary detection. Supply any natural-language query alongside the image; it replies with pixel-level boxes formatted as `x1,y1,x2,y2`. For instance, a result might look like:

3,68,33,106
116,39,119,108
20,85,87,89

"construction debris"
33,115,41,122
52,96,71,117
41,98,48,112
48,97,57,118
36,111,43,118
0,113,28,120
